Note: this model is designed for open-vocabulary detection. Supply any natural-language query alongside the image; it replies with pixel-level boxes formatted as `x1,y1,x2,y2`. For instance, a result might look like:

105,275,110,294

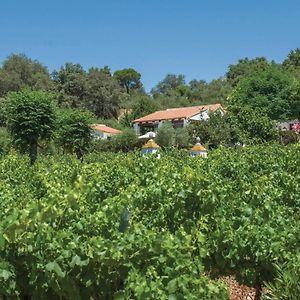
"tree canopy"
6,89,56,164
228,65,299,121
114,68,142,94
56,109,93,159
283,48,300,70
0,54,52,97
226,57,270,87
1,48,300,148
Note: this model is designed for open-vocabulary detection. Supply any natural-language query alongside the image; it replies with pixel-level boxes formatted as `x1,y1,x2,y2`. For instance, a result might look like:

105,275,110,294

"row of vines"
0,144,299,299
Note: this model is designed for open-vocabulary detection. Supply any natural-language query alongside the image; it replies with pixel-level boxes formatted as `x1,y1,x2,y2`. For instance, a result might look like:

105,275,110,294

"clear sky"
1,0,300,91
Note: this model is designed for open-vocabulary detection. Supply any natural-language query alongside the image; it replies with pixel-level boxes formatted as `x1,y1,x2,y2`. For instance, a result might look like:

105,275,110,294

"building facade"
133,104,224,135
92,124,122,140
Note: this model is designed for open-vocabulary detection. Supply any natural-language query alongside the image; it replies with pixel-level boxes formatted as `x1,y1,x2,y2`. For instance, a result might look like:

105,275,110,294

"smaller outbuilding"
141,138,160,156
191,137,207,158
92,124,122,140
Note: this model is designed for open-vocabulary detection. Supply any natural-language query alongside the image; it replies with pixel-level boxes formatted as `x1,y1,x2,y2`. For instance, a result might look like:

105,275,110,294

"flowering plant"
291,122,300,134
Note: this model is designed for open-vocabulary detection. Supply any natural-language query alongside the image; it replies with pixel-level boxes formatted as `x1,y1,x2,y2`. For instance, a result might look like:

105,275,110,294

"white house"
92,124,122,140
133,104,224,135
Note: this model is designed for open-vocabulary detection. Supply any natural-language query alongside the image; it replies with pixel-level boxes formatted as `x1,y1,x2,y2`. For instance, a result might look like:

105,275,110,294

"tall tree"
151,74,186,96
6,89,56,164
85,67,124,119
56,109,93,160
187,78,232,104
188,112,241,146
0,54,52,97
228,65,299,120
282,48,300,81
229,106,278,143
114,68,142,94
120,95,160,127
226,57,270,87
52,63,87,108
283,48,300,70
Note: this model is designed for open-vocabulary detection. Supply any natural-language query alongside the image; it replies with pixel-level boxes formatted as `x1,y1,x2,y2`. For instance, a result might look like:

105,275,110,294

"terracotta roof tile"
92,124,122,134
133,104,223,123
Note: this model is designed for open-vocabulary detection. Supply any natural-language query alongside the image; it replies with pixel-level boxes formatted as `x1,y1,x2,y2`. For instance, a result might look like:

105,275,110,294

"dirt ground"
221,276,256,300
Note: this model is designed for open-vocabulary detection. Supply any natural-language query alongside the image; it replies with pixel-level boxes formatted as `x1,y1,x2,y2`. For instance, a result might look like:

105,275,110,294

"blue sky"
1,0,300,91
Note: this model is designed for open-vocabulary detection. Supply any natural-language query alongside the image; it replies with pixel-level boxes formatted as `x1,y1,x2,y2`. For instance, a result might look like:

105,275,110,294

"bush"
155,121,175,147
174,127,190,148
55,109,93,159
264,254,300,300
279,130,299,145
91,129,143,153
0,127,11,155
112,128,142,152
188,112,241,147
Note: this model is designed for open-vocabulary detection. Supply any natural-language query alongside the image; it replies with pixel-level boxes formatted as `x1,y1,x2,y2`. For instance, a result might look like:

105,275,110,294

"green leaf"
113,291,125,300
0,269,12,280
70,255,89,268
45,261,65,278
167,279,177,294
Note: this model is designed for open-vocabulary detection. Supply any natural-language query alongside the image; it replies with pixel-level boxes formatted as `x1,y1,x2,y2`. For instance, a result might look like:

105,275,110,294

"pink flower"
292,122,300,133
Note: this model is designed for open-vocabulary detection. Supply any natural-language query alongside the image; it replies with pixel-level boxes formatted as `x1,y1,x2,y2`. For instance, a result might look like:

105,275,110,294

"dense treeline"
0,49,300,158
1,50,300,122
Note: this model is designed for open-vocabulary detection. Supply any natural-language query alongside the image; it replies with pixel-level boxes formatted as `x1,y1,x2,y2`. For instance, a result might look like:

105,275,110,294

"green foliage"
228,107,278,144
264,254,300,300
120,95,161,127
0,144,299,299
189,112,241,146
0,127,11,155
53,64,124,118
0,97,7,127
86,67,124,119
131,95,160,119
151,74,186,96
114,68,142,94
174,127,190,148
55,109,93,159
187,78,232,104
52,62,86,108
5,89,56,164
95,117,124,131
155,121,175,147
0,53,52,97
279,130,299,145
282,48,300,71
226,57,270,87
229,65,298,121
91,129,144,153
111,128,141,152
150,74,232,109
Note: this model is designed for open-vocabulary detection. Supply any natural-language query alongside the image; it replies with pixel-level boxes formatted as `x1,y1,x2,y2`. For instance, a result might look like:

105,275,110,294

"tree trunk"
29,140,38,165
254,281,262,300
75,149,84,162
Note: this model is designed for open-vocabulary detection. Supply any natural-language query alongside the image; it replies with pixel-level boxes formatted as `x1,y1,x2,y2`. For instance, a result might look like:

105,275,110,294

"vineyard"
0,144,299,299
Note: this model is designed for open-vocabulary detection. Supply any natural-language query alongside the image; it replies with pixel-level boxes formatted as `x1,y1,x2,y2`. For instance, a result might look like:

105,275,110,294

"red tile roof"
92,124,122,135
133,104,223,123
